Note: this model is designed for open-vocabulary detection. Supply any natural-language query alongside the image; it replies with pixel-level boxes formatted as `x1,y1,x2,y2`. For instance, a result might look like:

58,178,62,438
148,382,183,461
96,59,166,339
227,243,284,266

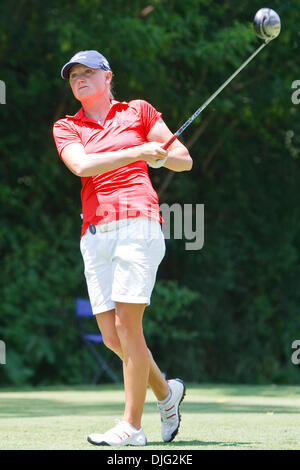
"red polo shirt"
53,99,163,237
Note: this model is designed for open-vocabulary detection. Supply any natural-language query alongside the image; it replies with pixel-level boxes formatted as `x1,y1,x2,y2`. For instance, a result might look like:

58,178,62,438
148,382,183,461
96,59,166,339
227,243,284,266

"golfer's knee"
115,317,138,343
102,333,121,355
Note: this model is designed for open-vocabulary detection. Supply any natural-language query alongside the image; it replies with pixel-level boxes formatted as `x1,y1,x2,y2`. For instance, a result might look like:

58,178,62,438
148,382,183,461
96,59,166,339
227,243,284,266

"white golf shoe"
87,420,147,446
157,378,186,442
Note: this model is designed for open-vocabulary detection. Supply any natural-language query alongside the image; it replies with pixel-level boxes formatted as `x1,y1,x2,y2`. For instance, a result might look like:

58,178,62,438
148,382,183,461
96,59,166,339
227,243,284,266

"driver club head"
253,8,281,42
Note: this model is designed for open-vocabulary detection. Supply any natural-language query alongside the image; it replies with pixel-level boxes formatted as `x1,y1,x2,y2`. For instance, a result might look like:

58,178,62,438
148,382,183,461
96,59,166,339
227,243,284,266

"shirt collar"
65,99,129,122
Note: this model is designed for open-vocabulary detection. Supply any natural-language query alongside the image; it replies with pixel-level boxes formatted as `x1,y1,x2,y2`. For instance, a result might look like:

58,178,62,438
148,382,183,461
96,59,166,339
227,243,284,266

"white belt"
89,217,143,234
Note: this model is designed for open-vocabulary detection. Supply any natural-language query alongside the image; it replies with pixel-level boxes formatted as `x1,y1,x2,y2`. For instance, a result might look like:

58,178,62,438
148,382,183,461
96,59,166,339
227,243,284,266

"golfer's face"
69,64,111,101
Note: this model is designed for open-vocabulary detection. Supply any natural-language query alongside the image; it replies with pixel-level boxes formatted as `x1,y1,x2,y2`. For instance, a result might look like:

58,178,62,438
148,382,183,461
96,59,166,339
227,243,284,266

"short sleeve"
131,99,162,137
53,119,82,159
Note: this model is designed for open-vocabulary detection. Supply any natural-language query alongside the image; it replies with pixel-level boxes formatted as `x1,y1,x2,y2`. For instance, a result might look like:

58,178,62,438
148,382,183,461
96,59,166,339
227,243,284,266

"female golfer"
53,50,192,446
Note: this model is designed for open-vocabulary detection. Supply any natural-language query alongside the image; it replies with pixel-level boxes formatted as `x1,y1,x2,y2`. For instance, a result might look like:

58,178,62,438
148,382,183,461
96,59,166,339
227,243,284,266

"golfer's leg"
96,310,122,356
147,350,169,400
114,302,149,429
96,311,168,401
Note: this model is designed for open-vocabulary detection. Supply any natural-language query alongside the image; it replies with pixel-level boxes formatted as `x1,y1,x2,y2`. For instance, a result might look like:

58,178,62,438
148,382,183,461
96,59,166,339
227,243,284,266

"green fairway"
0,383,299,450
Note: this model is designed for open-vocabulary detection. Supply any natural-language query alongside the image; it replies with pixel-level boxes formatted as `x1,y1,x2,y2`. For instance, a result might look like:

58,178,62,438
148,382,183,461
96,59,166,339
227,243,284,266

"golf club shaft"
163,40,269,150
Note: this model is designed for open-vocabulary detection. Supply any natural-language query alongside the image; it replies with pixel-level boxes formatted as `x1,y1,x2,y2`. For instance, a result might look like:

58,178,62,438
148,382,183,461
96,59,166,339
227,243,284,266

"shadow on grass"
1,397,299,419
148,440,254,447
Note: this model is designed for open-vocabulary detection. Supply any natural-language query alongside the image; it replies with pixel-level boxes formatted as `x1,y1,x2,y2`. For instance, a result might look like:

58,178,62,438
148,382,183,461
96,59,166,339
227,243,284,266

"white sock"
158,387,172,405
125,421,141,432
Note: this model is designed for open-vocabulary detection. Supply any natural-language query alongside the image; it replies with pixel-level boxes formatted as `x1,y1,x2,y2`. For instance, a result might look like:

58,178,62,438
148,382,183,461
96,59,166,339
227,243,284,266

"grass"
0,383,299,450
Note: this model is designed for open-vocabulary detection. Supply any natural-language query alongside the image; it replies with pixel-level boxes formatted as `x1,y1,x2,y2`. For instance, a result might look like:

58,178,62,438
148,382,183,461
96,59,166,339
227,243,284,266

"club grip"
163,134,178,150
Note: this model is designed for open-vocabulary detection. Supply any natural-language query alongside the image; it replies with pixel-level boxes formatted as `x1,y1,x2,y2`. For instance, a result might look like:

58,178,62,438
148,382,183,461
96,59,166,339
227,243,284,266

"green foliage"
0,0,300,385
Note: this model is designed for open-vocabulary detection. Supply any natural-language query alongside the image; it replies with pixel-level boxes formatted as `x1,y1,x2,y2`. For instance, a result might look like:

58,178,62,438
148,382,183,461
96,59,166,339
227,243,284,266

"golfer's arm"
147,118,193,172
61,143,141,177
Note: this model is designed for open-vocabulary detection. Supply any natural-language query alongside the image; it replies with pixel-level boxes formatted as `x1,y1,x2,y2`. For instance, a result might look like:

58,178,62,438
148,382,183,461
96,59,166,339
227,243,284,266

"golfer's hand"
138,142,168,168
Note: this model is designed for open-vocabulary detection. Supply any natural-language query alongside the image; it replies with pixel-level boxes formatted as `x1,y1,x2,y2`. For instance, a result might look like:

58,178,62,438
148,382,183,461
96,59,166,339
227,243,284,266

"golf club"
150,8,281,167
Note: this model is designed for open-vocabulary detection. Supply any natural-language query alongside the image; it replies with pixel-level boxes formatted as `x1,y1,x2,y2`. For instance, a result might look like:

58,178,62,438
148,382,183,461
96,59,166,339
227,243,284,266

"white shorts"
79,217,166,315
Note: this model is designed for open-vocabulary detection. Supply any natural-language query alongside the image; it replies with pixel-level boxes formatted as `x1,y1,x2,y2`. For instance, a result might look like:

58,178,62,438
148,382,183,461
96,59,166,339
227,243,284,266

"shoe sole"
167,378,186,443
87,436,147,446
87,436,109,446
